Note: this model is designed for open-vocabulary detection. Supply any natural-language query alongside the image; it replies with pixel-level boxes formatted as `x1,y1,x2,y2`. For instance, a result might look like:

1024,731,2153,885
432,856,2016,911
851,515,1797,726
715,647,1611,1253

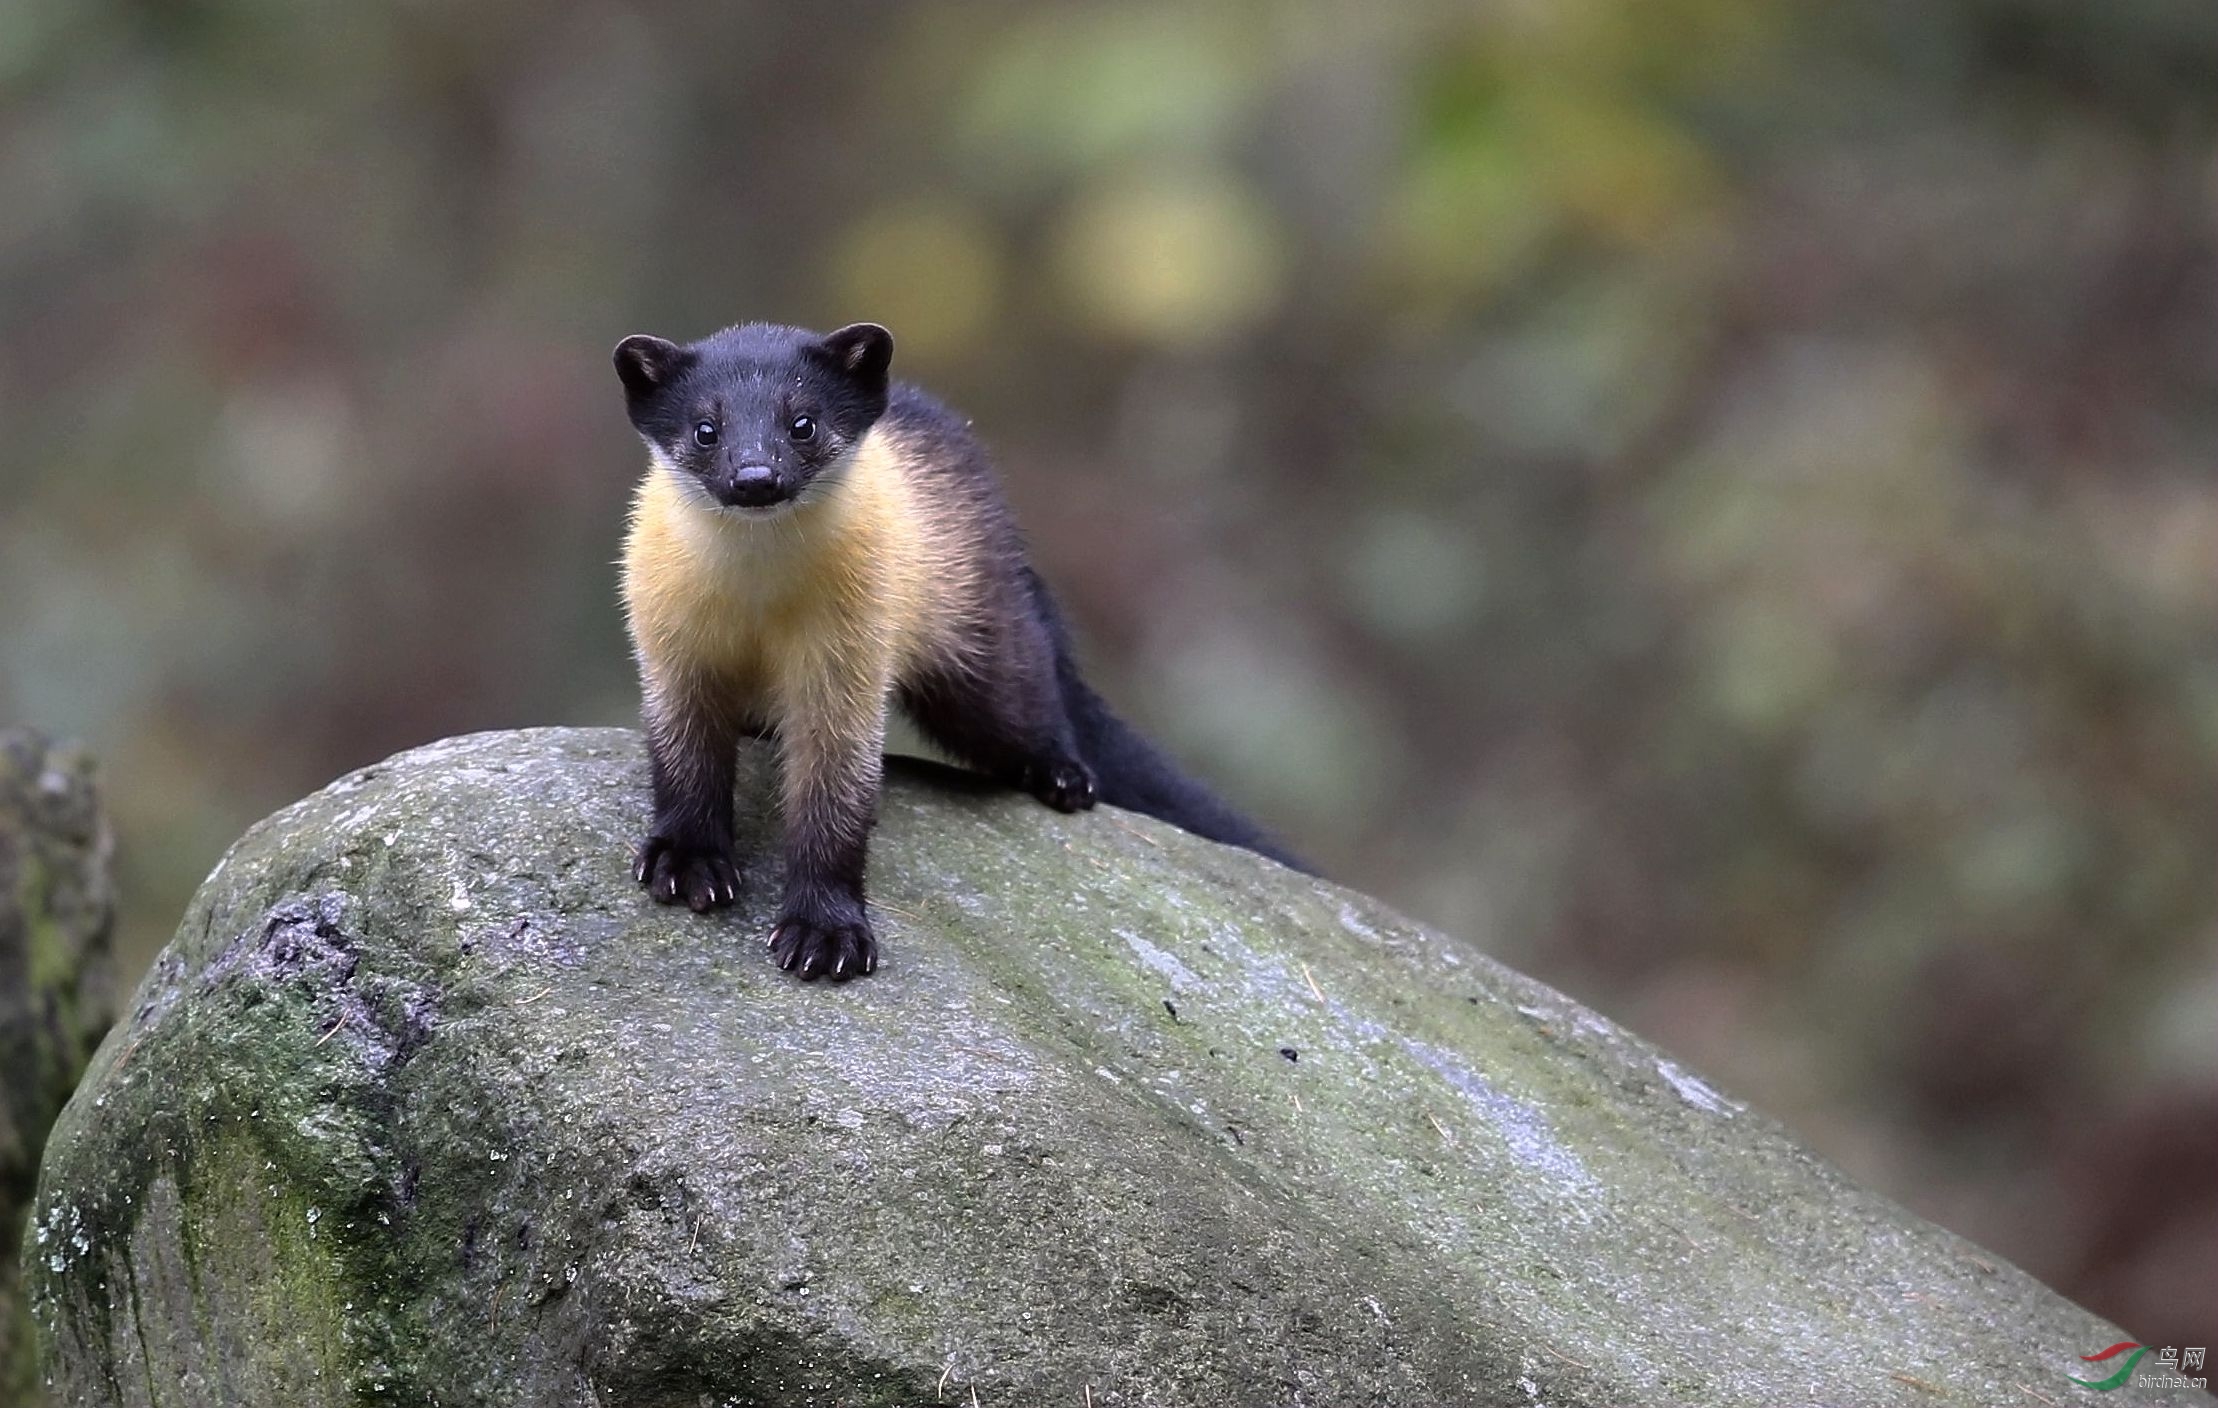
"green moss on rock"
25,729,2190,1406
2,730,115,1408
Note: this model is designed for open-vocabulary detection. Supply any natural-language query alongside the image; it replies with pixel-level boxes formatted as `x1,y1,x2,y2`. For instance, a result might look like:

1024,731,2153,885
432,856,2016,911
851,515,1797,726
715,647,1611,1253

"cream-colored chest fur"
620,428,968,724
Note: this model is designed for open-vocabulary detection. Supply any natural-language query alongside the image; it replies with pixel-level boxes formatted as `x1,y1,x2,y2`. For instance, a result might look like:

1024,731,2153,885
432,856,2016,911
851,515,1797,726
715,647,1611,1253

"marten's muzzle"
717,462,791,509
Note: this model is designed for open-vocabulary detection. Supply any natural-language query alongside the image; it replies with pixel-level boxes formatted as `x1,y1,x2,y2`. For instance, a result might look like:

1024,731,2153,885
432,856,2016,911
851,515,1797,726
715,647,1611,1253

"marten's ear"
613,335,691,400
819,323,894,384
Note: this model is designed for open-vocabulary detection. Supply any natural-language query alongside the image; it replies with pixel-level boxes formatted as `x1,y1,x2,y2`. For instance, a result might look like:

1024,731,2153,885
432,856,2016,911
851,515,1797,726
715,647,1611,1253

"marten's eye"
788,415,816,442
692,421,718,448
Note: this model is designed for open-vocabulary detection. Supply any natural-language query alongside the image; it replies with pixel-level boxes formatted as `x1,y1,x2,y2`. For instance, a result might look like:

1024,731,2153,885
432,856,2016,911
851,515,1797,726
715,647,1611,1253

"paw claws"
1024,758,1099,813
768,912,879,983
634,836,738,912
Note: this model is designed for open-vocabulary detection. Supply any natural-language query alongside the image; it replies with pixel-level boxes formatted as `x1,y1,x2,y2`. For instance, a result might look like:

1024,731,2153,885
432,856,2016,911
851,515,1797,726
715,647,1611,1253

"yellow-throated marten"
615,321,1303,981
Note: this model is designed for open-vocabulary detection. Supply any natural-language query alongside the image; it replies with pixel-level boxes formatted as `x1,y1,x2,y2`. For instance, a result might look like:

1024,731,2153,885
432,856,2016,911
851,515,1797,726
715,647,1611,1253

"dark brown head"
612,321,894,513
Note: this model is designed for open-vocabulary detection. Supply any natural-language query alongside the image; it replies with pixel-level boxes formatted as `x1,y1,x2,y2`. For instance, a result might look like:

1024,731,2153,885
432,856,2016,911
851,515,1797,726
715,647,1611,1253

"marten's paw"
769,904,879,982
1023,756,1097,813
634,836,739,913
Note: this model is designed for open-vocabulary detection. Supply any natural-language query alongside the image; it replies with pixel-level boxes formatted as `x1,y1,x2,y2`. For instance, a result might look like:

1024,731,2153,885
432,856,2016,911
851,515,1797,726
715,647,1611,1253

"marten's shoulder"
879,384,993,487
879,382,1027,567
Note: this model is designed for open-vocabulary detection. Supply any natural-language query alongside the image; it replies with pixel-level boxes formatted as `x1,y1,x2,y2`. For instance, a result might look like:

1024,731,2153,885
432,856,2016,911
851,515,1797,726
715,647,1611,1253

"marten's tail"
1026,569,1311,873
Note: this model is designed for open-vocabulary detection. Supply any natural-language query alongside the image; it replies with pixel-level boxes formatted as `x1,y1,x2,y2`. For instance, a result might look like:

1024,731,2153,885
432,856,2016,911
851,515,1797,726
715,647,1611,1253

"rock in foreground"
27,729,2177,1406
2,731,114,1408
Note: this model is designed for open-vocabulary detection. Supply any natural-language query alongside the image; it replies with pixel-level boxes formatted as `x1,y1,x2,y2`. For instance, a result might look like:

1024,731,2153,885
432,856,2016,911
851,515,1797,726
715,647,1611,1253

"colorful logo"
2071,1343,2149,1391
2070,1342,2208,1392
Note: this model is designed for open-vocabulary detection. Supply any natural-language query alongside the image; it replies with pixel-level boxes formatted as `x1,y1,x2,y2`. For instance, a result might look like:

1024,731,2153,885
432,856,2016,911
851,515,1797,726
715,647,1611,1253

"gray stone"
2,731,115,1408
26,729,2184,1406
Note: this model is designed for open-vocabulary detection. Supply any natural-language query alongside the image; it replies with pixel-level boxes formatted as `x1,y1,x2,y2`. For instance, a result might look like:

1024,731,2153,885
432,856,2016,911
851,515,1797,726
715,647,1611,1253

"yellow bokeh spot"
826,200,1004,368
1051,169,1286,348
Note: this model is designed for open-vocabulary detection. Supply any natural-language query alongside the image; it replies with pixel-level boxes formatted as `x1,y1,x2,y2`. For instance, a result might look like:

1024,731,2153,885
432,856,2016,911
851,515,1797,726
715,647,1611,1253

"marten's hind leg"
901,622,1097,813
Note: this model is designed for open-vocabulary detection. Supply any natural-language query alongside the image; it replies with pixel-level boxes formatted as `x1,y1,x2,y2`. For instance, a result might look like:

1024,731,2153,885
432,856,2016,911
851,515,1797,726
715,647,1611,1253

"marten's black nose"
724,463,784,508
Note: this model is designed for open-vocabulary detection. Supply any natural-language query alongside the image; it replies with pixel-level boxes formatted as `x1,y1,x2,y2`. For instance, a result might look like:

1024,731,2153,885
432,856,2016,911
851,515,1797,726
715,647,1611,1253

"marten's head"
613,321,894,514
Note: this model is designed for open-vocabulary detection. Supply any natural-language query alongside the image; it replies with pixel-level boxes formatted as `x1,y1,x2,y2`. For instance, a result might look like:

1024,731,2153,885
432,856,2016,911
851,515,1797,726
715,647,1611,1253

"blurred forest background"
1,0,2213,1351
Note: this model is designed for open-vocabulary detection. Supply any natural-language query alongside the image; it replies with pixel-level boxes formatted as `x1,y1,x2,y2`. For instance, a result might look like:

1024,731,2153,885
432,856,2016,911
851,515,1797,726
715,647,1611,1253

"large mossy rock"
2,731,115,1407
27,729,2178,1406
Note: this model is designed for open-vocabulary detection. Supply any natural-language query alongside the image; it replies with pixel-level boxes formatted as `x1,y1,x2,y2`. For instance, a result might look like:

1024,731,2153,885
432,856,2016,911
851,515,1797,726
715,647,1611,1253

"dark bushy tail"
1028,570,1311,873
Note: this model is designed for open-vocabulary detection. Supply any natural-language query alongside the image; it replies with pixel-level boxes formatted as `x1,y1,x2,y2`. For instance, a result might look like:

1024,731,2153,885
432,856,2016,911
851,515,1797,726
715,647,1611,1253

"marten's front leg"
635,673,744,912
767,663,887,980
